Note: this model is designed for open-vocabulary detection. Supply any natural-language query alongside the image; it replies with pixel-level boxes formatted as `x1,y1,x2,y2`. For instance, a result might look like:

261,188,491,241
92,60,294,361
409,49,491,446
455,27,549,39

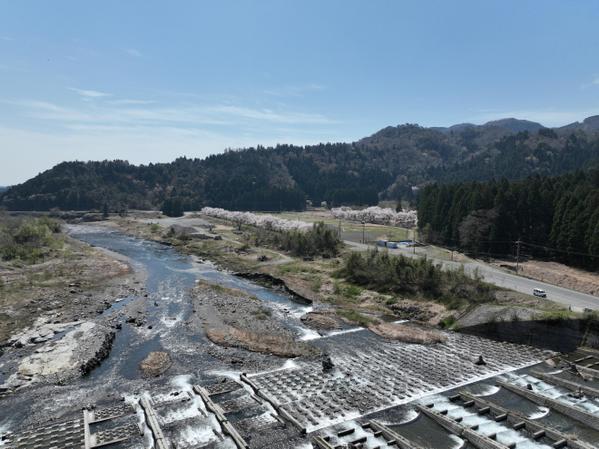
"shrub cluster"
253,222,341,258
339,249,494,308
0,215,62,263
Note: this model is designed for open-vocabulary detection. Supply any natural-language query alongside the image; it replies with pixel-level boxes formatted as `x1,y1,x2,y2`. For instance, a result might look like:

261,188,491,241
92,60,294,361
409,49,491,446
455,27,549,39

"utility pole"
515,239,521,272
361,221,365,244
413,228,417,254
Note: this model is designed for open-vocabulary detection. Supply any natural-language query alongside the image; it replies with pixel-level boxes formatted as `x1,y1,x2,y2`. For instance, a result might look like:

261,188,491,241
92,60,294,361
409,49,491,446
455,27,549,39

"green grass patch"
149,223,161,233
440,315,457,329
337,309,375,326
540,310,576,322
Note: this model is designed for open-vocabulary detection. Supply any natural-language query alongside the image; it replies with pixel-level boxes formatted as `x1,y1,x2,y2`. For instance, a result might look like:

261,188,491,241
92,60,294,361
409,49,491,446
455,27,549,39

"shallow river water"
72,226,317,379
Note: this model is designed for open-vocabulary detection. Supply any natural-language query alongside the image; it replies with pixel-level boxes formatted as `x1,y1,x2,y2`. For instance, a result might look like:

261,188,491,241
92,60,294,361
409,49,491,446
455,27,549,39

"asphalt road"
345,241,599,311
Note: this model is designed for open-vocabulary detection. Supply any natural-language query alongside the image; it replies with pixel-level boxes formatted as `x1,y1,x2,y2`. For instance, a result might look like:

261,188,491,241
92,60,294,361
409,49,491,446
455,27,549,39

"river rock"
140,351,172,377
322,355,334,372
2,321,115,389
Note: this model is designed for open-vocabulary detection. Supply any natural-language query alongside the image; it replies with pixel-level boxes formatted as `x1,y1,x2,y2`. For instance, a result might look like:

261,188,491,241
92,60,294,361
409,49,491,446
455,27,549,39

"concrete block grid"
418,396,558,449
249,332,548,432
2,377,288,449
4,403,139,449
4,418,84,449
198,377,305,448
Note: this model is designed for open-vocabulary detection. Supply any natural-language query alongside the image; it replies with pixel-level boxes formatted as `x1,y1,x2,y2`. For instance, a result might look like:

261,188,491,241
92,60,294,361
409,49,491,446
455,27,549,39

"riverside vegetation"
250,222,341,258
339,250,495,310
0,213,141,345
110,212,564,330
0,215,63,264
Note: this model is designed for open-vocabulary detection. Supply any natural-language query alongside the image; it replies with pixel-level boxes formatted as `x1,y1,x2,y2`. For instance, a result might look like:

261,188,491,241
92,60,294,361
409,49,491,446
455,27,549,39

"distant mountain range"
3,116,599,211
432,117,545,134
434,116,599,134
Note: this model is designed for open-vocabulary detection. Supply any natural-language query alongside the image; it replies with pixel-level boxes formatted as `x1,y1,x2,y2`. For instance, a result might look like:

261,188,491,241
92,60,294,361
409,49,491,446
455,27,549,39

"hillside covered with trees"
417,169,599,269
3,116,599,212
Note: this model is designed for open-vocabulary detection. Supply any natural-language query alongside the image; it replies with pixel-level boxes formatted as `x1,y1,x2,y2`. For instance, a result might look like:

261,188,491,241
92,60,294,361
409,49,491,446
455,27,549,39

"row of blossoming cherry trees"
201,206,417,231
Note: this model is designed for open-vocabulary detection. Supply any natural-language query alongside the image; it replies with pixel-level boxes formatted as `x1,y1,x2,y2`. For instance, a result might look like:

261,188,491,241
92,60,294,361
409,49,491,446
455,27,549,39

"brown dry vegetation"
368,322,447,344
496,260,599,296
206,325,311,358
193,282,319,358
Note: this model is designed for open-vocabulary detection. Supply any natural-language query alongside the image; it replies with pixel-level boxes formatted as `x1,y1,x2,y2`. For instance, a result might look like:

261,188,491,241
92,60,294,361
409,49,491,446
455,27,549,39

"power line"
519,240,599,259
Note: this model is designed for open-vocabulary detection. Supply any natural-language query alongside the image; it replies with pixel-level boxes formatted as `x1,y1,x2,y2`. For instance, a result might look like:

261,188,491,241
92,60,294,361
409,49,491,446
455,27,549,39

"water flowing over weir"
1,227,599,449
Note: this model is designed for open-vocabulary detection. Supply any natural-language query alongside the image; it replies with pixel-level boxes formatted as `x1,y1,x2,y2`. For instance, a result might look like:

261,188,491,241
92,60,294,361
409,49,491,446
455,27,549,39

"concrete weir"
417,403,509,449
496,379,599,431
312,420,424,449
139,398,170,449
456,391,597,449
193,385,250,449
0,332,556,449
416,384,599,449
247,331,549,432
531,370,599,398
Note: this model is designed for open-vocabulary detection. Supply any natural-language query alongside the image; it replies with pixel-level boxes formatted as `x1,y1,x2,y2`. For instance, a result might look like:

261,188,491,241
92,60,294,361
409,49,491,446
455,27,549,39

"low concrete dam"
1,228,598,449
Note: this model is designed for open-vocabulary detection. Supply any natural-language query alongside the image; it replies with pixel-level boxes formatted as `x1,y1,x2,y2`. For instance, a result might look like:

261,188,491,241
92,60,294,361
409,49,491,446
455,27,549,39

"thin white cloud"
68,87,112,98
209,105,335,124
109,99,155,105
9,98,337,127
0,94,340,184
264,83,326,97
1,36,14,42
580,76,599,89
125,48,142,57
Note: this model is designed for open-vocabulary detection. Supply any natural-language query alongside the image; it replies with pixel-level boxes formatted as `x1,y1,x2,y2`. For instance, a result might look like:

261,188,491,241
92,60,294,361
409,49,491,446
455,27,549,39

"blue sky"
2,1,599,184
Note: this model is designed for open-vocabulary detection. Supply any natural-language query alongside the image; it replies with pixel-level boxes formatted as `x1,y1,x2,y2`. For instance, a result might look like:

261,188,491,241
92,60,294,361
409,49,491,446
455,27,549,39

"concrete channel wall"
531,370,599,398
497,380,599,431
193,385,250,449
139,398,170,449
369,420,423,449
417,405,509,449
458,392,596,449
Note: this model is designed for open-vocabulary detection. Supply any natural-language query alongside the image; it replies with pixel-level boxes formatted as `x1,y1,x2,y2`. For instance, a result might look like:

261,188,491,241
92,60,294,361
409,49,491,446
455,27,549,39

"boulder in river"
140,351,172,377
322,355,335,372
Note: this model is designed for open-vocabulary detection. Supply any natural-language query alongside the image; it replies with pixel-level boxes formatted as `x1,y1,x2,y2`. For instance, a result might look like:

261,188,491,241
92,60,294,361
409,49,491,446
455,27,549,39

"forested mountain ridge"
3,116,599,212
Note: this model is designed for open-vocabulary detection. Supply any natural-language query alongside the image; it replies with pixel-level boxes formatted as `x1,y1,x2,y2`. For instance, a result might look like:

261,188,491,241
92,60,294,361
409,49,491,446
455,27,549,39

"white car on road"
533,288,547,298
